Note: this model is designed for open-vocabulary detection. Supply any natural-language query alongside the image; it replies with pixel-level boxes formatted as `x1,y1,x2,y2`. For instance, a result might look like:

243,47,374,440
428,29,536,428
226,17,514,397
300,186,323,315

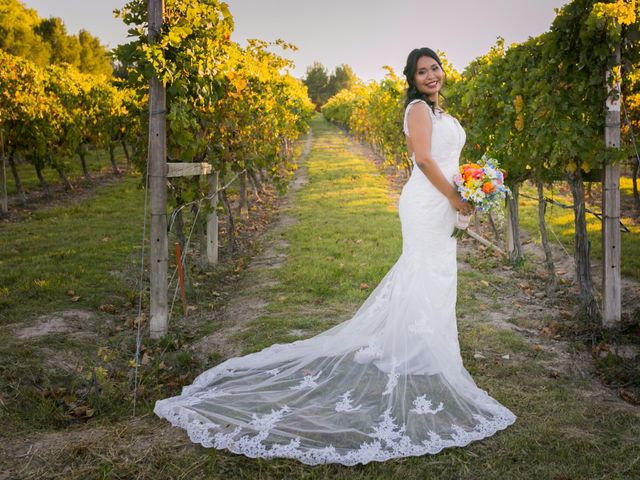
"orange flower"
482,182,496,194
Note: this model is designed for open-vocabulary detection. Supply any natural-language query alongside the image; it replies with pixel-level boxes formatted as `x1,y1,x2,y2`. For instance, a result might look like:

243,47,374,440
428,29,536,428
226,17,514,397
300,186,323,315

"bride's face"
414,56,444,98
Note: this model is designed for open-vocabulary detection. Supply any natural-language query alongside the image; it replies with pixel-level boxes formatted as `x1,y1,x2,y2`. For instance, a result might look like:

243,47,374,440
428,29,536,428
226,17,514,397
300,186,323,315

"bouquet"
451,154,512,239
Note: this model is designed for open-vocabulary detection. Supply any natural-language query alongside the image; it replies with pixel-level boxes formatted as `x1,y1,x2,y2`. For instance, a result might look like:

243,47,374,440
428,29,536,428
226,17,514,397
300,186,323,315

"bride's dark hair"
402,47,446,115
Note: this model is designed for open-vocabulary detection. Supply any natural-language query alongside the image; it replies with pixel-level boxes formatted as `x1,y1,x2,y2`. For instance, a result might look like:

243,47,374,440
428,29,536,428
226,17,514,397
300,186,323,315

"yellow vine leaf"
592,0,636,25
514,95,524,113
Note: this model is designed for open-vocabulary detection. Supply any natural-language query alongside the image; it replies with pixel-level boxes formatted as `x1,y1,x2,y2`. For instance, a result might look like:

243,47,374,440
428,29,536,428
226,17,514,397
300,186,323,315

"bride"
154,47,517,466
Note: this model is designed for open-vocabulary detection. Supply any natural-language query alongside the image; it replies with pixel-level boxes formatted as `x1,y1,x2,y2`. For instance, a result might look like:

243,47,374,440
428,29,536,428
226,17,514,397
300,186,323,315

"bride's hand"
450,195,474,215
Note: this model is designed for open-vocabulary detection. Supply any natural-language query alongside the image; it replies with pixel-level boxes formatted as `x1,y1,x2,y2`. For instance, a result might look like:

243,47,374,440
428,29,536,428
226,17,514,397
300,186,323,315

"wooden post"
207,171,219,264
0,130,7,214
148,0,168,339
602,44,621,327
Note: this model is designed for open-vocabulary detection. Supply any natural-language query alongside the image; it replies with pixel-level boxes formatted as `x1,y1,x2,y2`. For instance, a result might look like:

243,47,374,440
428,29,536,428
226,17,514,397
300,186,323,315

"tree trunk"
194,201,209,272
238,170,249,216
632,155,639,209
121,140,131,170
173,207,192,295
186,175,208,272
108,144,119,175
78,148,91,181
536,181,556,294
566,168,600,322
220,184,236,254
8,155,26,204
0,150,6,215
248,168,263,194
505,182,524,264
487,211,501,240
55,164,73,191
34,161,51,195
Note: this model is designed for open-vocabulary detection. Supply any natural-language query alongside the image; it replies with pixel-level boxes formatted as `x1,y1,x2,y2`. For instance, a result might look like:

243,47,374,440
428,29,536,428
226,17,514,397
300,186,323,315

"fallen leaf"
98,304,118,314
73,406,88,417
619,389,637,404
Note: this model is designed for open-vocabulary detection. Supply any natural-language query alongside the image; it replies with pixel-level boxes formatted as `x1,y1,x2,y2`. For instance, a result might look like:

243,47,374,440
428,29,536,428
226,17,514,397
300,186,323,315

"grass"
0,171,153,434
0,173,145,323
2,116,639,479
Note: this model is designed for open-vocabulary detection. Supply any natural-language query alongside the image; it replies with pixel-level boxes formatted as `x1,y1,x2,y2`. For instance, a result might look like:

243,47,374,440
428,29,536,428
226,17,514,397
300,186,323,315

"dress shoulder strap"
403,99,432,137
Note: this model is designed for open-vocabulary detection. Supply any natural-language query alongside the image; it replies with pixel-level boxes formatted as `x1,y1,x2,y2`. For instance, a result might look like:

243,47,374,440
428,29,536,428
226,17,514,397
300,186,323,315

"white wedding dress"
154,99,517,465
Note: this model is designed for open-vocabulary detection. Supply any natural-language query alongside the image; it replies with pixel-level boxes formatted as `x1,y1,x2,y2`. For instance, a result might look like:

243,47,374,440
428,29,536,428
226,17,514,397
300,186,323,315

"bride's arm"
407,102,470,213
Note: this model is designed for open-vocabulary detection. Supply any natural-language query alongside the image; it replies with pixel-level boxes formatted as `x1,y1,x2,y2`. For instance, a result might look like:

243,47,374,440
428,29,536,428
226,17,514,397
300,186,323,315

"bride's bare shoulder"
407,101,432,124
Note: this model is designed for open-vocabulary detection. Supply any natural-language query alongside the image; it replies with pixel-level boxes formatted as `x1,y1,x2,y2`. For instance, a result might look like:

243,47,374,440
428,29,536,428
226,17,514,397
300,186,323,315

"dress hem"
153,400,517,466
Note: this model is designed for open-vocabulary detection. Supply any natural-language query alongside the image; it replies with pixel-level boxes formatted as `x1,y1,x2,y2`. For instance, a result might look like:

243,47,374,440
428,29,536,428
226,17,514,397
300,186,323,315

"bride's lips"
425,81,439,88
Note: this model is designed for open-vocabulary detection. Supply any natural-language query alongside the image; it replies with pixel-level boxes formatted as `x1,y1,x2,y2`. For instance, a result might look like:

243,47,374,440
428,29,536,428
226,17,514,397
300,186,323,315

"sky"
23,0,572,81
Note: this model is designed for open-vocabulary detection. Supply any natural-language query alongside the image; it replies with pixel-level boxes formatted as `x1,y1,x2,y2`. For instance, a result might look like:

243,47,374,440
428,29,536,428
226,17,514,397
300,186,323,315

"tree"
326,64,357,99
78,30,112,77
35,17,81,68
0,0,112,75
303,61,329,108
0,0,50,66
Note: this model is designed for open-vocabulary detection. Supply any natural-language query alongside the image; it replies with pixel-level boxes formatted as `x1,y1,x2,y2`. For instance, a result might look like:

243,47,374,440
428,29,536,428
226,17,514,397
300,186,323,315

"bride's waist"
409,164,457,185
411,159,458,175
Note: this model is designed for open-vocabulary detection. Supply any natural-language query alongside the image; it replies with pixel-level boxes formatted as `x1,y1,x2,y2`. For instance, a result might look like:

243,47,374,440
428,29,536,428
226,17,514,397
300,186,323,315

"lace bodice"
402,98,466,169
